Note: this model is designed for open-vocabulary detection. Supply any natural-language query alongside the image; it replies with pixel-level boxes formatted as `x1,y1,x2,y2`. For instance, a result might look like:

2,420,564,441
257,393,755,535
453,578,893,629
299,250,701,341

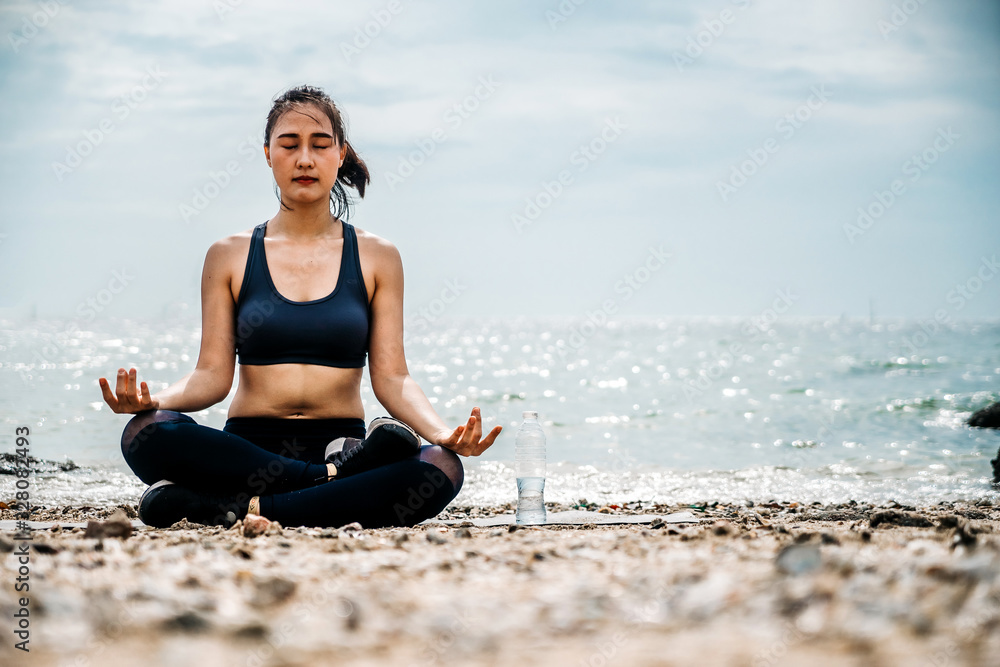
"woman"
98,85,501,529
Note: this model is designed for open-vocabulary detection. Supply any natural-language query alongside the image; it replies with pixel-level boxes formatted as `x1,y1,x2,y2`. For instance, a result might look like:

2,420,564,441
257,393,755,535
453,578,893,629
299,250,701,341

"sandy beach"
1,499,999,667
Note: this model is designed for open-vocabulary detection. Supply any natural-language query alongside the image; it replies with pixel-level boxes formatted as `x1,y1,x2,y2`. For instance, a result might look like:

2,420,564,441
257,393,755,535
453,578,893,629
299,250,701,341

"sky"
0,0,998,324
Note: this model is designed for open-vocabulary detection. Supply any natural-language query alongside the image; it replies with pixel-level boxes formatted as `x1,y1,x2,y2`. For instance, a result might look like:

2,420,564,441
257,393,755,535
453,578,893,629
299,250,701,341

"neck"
270,200,341,240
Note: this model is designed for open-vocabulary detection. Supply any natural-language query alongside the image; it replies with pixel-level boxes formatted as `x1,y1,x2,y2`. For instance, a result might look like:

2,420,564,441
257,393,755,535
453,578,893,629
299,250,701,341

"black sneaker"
323,436,363,462
138,480,244,529
326,417,421,479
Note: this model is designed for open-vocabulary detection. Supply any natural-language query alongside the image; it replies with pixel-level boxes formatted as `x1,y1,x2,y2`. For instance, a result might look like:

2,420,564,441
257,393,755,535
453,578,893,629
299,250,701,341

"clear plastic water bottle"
515,410,546,525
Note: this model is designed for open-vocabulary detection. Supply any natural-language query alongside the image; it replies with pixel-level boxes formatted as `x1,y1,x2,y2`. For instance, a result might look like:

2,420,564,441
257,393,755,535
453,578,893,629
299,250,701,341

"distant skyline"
1,0,998,325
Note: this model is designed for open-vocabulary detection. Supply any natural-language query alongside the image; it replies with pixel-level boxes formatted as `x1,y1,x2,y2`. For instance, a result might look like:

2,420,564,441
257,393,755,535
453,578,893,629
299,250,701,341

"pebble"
83,508,133,540
776,544,822,575
241,514,271,538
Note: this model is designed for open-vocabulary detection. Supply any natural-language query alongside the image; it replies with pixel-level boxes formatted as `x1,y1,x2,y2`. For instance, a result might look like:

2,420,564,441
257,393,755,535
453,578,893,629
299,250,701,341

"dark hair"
264,85,370,221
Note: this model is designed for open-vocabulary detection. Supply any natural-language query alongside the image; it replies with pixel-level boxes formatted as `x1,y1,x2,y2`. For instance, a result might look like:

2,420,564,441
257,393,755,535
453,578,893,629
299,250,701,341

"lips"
294,177,318,184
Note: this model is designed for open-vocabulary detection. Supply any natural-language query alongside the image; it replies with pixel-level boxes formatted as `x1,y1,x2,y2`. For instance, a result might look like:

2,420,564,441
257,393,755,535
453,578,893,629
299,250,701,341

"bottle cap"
522,411,538,419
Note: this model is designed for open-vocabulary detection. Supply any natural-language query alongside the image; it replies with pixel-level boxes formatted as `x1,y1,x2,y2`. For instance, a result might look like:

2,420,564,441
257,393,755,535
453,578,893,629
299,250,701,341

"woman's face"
264,104,347,208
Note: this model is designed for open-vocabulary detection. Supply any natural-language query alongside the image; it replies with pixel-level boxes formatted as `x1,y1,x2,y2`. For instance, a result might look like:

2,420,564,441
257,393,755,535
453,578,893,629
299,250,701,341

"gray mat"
420,510,703,527
1,511,703,532
0,519,146,531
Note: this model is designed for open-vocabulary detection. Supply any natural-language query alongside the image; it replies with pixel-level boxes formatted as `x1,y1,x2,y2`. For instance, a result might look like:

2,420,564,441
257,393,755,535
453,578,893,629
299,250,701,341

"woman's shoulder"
200,226,259,271
209,225,259,253
353,224,401,262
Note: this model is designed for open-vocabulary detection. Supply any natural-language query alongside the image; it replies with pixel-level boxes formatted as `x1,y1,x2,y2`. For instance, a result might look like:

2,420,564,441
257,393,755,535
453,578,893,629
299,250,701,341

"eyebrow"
276,132,335,140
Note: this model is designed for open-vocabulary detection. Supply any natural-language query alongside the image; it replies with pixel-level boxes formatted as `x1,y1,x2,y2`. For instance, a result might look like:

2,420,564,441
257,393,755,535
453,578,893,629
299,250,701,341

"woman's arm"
366,236,501,455
99,239,236,413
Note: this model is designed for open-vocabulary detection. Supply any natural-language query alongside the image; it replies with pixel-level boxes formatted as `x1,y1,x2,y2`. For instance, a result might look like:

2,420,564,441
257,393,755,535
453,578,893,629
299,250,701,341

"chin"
283,192,330,206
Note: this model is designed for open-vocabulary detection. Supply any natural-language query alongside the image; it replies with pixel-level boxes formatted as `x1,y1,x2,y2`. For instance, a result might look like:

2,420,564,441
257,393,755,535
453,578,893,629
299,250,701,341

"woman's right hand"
98,368,160,414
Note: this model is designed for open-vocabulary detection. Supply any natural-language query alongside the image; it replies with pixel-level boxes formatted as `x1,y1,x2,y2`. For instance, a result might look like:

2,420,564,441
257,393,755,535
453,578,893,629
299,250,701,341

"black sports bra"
234,220,370,368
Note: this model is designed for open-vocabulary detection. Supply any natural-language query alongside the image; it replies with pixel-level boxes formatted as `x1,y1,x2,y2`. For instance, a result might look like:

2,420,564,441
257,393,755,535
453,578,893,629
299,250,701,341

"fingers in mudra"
100,367,155,413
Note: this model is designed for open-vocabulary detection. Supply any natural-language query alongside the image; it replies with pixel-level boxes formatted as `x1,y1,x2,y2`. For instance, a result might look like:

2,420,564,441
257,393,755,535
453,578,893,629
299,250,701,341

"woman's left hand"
434,407,502,457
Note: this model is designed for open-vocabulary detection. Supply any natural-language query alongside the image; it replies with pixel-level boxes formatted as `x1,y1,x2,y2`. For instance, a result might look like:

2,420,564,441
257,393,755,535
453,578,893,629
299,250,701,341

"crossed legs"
121,409,464,528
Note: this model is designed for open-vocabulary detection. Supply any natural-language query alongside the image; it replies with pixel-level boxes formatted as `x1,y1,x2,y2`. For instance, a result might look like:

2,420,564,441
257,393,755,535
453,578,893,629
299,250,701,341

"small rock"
649,518,666,530
712,521,734,536
340,597,361,631
776,544,821,575
232,623,268,639
0,536,14,552
84,508,133,540
229,545,253,559
394,532,410,545
869,510,933,529
937,515,967,530
163,610,209,633
340,522,363,532
116,504,138,519
952,522,977,549
249,576,297,607
265,521,283,536
31,542,59,555
426,529,448,544
242,514,271,538
455,527,473,539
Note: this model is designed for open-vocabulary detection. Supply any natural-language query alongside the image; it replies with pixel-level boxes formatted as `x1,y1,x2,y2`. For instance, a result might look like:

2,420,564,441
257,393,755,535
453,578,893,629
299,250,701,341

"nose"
296,146,315,168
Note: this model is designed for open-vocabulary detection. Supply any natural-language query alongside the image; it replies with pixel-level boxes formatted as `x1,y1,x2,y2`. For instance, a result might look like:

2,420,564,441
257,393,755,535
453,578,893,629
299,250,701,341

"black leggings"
121,410,464,528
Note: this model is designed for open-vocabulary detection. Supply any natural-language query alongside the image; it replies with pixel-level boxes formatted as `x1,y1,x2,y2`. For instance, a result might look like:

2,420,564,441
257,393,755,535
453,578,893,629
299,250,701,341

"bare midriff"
228,364,366,420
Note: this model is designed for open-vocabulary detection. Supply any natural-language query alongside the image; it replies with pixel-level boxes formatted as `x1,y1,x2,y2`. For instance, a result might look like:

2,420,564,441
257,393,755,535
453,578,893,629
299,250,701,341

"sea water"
1,315,998,508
